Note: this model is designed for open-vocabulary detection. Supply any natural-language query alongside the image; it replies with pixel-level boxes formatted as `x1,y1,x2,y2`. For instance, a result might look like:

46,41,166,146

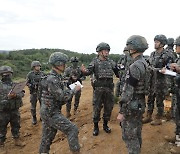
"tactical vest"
93,59,114,88
0,82,22,111
28,71,44,93
95,59,114,79
40,74,65,109
149,50,171,80
130,59,149,95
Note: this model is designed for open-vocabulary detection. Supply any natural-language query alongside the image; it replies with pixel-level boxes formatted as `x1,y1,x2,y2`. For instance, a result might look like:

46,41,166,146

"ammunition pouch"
128,95,145,113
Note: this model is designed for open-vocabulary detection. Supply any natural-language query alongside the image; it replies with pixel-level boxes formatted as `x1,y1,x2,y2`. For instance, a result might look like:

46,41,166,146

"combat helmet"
126,35,148,52
154,34,167,45
31,61,41,69
174,36,180,46
70,57,79,63
0,65,13,75
96,42,110,52
167,38,174,46
49,52,69,66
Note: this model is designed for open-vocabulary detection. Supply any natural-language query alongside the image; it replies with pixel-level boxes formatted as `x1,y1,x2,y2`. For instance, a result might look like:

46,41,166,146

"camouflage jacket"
0,80,24,111
119,55,148,114
64,66,85,85
149,49,173,93
117,53,133,81
40,70,74,111
26,70,45,94
83,56,119,88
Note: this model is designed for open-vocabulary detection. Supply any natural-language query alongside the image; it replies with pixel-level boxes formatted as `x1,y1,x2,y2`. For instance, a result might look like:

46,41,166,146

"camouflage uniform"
147,35,174,122
0,66,24,146
174,57,180,137
64,57,85,116
26,61,45,124
119,35,149,154
164,36,180,154
116,49,133,97
82,42,119,136
39,52,80,154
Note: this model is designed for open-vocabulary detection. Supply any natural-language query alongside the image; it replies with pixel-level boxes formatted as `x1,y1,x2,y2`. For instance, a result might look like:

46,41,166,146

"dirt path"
2,79,176,154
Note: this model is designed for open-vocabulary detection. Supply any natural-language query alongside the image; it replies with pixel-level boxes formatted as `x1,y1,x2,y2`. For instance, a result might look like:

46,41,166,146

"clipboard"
9,81,26,94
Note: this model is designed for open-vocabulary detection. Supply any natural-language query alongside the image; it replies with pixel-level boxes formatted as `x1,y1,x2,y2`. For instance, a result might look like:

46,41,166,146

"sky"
0,0,179,55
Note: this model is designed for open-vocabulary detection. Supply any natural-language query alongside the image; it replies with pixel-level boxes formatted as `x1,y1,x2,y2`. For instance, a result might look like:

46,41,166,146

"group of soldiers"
116,35,180,154
0,34,180,154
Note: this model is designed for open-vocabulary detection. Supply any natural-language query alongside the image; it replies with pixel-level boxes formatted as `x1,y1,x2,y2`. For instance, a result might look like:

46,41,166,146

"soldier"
143,34,173,125
0,66,25,153
163,36,180,154
39,52,81,154
64,56,85,118
81,42,119,136
117,35,149,154
26,61,45,125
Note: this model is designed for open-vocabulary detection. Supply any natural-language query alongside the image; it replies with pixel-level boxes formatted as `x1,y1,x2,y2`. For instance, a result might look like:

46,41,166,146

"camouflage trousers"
0,109,20,143
121,112,143,154
93,87,114,123
39,107,80,153
30,93,41,116
147,92,165,116
171,94,177,119
66,90,81,112
175,93,180,135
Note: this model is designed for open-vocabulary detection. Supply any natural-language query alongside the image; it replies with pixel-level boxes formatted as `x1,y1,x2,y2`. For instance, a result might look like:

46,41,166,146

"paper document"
159,69,177,77
69,81,83,90
9,81,26,94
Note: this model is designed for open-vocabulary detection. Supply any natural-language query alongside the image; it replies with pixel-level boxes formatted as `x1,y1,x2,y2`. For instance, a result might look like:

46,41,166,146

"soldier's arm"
81,60,95,76
26,72,34,89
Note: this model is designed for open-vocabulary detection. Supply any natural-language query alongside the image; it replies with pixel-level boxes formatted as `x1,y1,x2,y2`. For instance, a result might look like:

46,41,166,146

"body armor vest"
95,59,114,79
41,73,65,109
0,82,22,111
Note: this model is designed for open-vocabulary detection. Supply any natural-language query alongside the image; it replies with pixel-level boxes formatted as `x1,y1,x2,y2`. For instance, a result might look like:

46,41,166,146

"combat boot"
142,112,152,124
66,111,71,118
164,135,176,143
150,115,162,126
14,138,26,147
93,122,99,136
170,146,180,154
32,116,37,125
103,120,111,134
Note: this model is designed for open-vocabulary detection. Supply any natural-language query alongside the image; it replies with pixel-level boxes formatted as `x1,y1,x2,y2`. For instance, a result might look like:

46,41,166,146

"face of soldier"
154,40,163,50
56,64,66,74
129,49,137,57
34,66,41,72
175,45,180,54
99,49,109,59
1,73,12,82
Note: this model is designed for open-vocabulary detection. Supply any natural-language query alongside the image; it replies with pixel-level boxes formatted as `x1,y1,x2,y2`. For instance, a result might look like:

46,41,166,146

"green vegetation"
0,48,121,79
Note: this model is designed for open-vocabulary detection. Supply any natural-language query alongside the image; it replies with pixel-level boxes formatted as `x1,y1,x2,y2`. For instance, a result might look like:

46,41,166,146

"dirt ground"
2,78,177,154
